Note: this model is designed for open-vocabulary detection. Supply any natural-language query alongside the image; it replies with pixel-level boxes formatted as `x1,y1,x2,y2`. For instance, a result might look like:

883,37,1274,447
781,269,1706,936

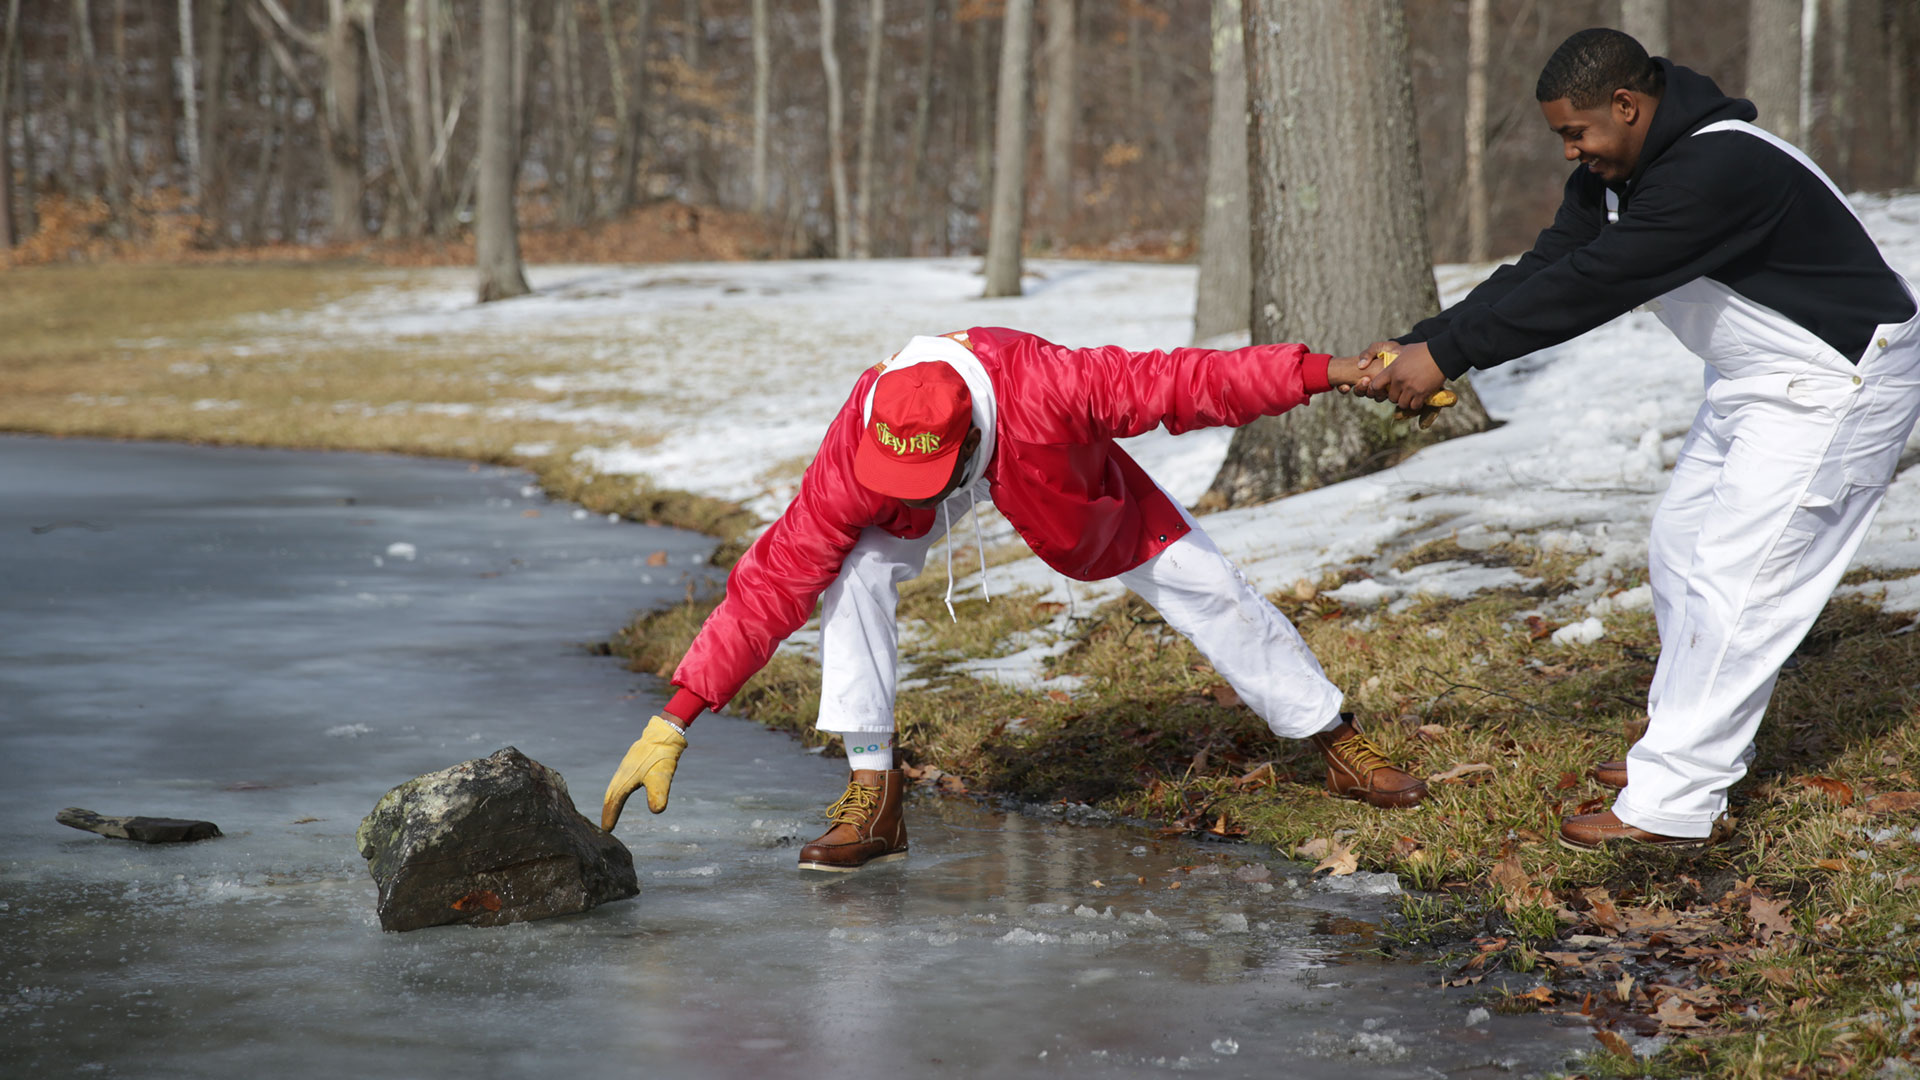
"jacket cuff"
664,686,708,725
1300,352,1334,395
1426,335,1474,380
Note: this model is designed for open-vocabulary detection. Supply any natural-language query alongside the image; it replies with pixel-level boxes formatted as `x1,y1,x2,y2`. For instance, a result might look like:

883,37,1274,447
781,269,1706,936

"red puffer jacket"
670,326,1333,709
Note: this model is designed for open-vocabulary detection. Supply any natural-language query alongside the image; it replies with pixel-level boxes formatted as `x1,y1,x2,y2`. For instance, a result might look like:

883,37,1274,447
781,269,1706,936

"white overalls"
1612,121,1920,837
812,336,1345,747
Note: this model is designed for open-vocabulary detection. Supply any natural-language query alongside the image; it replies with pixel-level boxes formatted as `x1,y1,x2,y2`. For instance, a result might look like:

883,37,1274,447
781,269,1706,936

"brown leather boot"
1308,716,1427,809
1557,809,1731,851
1590,759,1628,789
797,769,909,872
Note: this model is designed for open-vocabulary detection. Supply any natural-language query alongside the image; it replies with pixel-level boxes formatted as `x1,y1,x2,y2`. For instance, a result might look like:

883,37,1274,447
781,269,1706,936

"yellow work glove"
1376,350,1458,430
601,715,688,831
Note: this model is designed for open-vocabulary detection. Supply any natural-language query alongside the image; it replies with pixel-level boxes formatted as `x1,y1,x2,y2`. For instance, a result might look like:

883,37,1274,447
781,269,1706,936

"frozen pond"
0,436,1591,1077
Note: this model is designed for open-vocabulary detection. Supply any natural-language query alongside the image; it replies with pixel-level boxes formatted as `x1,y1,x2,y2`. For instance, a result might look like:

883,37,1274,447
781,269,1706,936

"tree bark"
1037,0,1073,232
109,0,131,209
854,0,883,257
819,0,851,257
750,0,770,214
476,0,529,302
680,0,710,203
1747,0,1803,143
1464,0,1490,262
1206,0,1492,507
1619,0,1668,57
970,14,991,208
1192,0,1247,344
981,0,1032,297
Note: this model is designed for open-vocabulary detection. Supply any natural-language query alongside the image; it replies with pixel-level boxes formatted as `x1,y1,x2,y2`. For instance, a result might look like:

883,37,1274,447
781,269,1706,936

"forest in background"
0,0,1917,270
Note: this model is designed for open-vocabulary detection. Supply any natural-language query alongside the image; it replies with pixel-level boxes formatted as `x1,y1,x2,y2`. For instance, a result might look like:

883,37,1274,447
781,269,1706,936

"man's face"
899,427,981,508
1540,90,1651,184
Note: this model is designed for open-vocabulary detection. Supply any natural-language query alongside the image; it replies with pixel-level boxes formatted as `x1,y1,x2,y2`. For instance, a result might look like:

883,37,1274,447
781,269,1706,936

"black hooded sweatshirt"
1401,60,1915,378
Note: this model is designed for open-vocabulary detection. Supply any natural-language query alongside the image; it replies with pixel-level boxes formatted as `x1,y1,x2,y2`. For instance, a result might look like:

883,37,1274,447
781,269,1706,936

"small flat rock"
57,807,222,844
356,747,638,933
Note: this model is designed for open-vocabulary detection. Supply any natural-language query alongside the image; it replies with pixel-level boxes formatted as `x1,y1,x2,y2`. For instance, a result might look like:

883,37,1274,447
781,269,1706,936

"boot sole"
1555,833,1716,853
796,850,908,873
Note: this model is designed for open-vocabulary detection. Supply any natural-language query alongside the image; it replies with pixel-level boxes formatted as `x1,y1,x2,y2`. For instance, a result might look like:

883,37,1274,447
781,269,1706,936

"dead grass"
0,262,760,548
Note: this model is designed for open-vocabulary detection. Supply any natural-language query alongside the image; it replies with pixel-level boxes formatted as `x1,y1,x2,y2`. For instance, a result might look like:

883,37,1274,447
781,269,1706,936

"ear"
962,427,982,456
1612,87,1640,125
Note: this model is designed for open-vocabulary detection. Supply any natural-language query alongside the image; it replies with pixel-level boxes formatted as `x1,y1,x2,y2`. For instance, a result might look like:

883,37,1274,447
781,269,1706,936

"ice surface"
0,438,1591,1079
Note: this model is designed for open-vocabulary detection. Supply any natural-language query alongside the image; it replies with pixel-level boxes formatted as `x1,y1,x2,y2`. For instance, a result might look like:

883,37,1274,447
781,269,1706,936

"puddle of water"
0,437,1591,1077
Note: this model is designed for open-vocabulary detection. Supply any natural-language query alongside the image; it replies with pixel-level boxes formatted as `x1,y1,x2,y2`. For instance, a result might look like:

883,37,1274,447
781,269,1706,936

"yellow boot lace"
825,781,881,827
1332,731,1394,776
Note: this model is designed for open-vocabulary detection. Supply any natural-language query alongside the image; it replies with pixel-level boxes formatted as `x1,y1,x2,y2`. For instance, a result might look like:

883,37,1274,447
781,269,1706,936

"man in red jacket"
602,328,1428,871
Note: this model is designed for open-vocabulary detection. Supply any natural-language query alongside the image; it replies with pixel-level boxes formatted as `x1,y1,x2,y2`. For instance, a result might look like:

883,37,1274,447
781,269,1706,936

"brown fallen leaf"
1554,771,1581,791
1209,684,1242,709
1748,893,1793,943
1653,996,1707,1030
1813,858,1847,872
937,774,969,795
1046,689,1072,704
1427,762,1495,784
521,508,541,518
1895,874,1920,892
646,550,669,566
1442,973,1485,988
1294,837,1332,861
1751,965,1797,988
1311,837,1359,877
1415,723,1449,742
1792,775,1856,807
1232,762,1277,791
1390,835,1422,860
1592,1029,1634,1058
1865,791,1920,814
1615,973,1636,1003
1292,578,1319,601
1033,601,1067,615
1525,615,1558,641
1514,985,1557,1006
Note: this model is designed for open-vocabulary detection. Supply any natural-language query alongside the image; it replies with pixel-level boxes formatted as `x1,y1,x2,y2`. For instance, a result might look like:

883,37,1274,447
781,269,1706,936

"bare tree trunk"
970,14,991,205
981,0,1031,297
1619,0,1668,56
1464,0,1489,262
854,0,883,257
819,0,851,257
1037,0,1073,233
1799,0,1818,150
681,0,710,204
198,0,229,215
109,0,131,207
404,0,439,234
902,0,937,252
246,54,282,244
177,0,201,202
1747,0,1803,143
1828,0,1851,186
16,27,34,238
1206,0,1492,507
1192,0,1247,344
0,0,18,247
554,0,588,225
605,0,654,214
476,0,528,302
750,0,770,214
1891,0,1917,189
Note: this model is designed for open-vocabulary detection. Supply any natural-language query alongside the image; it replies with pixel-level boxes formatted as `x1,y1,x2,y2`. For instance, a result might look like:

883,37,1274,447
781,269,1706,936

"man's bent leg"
1117,511,1425,808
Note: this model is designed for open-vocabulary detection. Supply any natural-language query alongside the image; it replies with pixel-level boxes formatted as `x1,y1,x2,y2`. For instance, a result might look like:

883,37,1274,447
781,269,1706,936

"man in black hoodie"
1359,29,1919,851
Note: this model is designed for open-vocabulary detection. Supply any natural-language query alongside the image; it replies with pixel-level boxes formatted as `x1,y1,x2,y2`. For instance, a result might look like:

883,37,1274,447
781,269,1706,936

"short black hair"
1535,28,1665,108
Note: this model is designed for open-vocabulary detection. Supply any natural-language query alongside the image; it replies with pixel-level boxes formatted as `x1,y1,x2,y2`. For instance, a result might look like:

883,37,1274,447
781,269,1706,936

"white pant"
1617,310,1920,836
815,485,1343,742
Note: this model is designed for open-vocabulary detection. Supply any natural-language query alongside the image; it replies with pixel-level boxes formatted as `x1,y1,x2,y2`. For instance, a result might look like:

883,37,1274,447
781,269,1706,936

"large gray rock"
356,748,638,932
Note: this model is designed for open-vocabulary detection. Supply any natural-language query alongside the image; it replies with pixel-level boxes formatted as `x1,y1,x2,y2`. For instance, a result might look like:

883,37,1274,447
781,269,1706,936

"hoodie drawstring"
941,491,993,624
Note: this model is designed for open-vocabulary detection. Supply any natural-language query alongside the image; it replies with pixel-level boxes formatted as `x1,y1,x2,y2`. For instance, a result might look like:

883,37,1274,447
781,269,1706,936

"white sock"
839,732,896,772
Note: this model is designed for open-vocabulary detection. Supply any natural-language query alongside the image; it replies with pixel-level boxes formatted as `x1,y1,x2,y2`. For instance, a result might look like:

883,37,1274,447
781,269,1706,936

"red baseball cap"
853,363,973,500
